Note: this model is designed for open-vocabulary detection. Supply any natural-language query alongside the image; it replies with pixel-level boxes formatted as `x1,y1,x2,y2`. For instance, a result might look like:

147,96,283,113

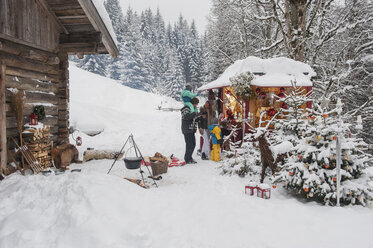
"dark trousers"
183,132,196,162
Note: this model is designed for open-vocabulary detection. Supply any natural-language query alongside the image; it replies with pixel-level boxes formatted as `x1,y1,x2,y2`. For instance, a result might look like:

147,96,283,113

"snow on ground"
1,65,373,248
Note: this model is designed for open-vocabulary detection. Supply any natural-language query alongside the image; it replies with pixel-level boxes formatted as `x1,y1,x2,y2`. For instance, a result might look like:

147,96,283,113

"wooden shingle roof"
46,0,118,57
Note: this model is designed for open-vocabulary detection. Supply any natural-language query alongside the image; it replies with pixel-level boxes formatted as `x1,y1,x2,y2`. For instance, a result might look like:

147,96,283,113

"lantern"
333,136,337,140
76,136,82,146
272,185,277,189
304,187,309,192
29,113,38,125
323,114,327,118
333,177,337,182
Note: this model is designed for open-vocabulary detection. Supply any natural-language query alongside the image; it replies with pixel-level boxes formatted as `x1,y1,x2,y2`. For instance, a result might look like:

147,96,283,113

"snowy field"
1,65,373,248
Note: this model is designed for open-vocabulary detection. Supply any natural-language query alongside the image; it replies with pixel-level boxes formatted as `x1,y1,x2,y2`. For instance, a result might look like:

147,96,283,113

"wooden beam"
6,66,60,83
1,64,7,176
64,24,96,33
53,8,86,17
0,34,56,53
6,76,59,94
0,38,60,65
60,32,102,44
59,43,107,54
0,51,60,76
77,0,118,57
33,0,69,34
59,17,91,25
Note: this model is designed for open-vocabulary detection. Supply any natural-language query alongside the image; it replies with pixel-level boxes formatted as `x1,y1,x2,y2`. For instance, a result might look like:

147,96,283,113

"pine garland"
230,71,255,100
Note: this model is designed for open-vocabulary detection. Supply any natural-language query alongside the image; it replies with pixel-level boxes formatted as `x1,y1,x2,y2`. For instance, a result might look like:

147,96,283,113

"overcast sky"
119,0,212,34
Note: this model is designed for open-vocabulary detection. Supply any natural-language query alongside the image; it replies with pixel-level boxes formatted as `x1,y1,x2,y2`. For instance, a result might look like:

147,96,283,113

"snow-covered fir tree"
77,55,108,77
74,3,206,99
273,97,373,206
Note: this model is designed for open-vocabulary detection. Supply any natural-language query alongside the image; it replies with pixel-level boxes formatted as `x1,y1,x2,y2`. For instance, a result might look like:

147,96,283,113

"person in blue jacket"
208,118,223,162
181,85,199,113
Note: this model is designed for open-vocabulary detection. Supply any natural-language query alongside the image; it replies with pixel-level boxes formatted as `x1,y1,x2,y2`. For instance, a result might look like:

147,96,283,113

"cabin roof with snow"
198,57,316,91
56,0,119,57
1,0,118,57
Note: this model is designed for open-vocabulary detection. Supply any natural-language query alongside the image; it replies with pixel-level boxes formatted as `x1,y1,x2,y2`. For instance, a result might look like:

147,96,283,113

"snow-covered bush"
219,141,262,178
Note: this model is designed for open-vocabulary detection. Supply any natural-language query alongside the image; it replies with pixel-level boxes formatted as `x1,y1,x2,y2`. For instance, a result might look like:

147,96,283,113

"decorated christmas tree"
273,96,373,206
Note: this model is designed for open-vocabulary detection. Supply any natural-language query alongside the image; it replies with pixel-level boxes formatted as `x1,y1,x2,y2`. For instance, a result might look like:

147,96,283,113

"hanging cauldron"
123,157,142,170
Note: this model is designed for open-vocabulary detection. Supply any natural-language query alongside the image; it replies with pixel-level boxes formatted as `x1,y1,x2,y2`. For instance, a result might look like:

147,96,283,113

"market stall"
198,56,316,132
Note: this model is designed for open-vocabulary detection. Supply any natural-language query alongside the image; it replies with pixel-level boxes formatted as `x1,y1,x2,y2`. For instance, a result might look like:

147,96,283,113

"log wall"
0,0,60,52
1,38,70,153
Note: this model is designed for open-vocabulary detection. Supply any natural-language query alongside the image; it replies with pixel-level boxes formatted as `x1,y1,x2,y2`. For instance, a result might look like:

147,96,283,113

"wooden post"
57,52,70,144
0,63,7,176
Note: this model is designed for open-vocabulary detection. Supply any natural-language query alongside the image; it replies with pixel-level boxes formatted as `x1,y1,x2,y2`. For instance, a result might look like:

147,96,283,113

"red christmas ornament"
311,116,316,120
289,171,294,176
333,136,337,140
267,108,276,116
325,164,329,169
333,177,337,182
323,114,328,118
304,188,309,192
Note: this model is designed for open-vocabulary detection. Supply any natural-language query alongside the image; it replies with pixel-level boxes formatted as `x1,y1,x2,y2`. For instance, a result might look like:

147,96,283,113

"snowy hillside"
0,65,373,248
69,63,184,158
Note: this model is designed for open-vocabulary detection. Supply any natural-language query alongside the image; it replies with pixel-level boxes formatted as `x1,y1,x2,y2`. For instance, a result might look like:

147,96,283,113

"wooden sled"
8,137,43,174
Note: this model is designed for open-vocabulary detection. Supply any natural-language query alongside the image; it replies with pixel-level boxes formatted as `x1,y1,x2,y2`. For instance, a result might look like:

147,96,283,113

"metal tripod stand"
107,134,157,188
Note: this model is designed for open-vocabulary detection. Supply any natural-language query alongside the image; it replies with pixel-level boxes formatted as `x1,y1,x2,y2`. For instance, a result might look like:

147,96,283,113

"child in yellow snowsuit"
208,118,223,162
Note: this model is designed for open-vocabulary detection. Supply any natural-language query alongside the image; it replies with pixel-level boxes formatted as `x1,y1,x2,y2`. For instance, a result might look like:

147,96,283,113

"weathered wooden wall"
5,75,60,140
0,41,69,157
0,0,60,52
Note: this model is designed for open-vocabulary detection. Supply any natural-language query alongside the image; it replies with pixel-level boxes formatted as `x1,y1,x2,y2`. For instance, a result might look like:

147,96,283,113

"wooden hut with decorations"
0,0,118,177
198,56,316,132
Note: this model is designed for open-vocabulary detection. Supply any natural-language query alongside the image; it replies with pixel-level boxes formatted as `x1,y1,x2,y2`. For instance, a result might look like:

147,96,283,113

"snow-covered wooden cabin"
198,57,316,129
0,0,118,175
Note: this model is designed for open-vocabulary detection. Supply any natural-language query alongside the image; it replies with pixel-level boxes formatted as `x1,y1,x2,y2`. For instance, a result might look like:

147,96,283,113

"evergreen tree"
77,54,107,76
273,97,373,206
162,48,186,100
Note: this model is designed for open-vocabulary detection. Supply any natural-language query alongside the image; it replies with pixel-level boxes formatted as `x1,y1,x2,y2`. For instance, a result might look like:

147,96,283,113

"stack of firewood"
23,125,52,169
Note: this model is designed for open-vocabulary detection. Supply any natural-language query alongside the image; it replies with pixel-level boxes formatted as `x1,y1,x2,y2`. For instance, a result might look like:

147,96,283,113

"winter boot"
201,152,208,160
